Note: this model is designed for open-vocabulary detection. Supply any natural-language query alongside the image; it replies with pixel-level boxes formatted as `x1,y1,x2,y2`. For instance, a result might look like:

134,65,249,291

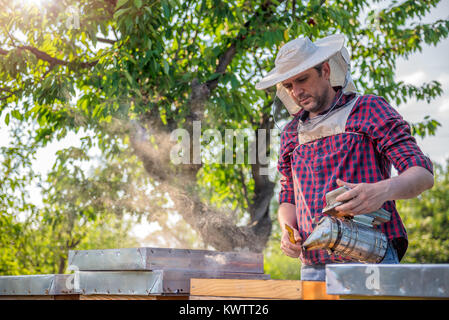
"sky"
1,0,449,242
393,0,449,166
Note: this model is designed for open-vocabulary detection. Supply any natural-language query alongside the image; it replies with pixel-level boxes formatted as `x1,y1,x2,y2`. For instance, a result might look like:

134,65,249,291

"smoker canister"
302,215,388,264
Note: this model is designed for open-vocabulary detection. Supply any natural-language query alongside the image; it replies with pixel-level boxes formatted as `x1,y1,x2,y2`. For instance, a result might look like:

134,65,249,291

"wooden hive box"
0,247,272,300
190,278,339,300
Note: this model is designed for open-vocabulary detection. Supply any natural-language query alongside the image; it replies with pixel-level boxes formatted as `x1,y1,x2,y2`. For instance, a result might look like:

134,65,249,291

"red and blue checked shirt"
278,89,433,265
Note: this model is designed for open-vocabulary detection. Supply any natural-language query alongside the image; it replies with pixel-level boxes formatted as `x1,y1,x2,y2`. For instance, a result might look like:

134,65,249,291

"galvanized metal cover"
77,269,270,295
78,271,164,295
326,264,449,298
0,274,78,295
68,247,264,273
69,248,147,271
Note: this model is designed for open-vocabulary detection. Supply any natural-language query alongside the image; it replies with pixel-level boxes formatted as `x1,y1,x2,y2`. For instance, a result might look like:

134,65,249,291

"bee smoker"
302,186,391,263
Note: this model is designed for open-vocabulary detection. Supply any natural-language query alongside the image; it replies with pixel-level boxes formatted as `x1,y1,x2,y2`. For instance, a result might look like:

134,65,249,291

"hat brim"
255,34,345,90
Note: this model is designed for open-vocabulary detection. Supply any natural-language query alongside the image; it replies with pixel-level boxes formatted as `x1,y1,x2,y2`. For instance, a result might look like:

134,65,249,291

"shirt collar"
294,87,355,122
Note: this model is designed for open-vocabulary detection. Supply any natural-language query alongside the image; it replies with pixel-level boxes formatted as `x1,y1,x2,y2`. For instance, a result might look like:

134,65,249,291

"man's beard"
296,90,329,115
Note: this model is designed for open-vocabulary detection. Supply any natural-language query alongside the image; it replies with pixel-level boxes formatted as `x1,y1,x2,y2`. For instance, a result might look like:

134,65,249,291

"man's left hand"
334,179,388,216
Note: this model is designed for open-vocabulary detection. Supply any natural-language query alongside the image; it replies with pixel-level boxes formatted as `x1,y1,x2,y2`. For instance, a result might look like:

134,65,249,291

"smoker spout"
302,217,337,251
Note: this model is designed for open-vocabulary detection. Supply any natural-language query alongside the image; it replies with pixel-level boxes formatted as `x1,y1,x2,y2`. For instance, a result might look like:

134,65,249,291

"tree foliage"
399,160,449,263
0,118,140,275
1,0,448,273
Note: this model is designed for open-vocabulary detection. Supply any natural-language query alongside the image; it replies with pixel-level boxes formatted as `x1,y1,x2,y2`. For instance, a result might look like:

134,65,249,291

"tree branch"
0,46,98,69
96,37,116,45
0,87,20,101
188,0,286,119
238,167,251,209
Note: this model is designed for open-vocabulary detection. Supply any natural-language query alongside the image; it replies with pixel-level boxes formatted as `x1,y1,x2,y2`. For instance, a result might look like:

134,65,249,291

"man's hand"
334,179,388,216
280,226,303,258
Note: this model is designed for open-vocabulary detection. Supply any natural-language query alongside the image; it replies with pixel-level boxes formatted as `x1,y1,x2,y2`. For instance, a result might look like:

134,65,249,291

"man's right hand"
280,227,303,258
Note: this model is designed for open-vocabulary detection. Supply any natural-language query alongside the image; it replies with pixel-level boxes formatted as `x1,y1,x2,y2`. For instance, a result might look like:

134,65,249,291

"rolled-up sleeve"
279,172,295,205
364,96,433,175
277,123,297,205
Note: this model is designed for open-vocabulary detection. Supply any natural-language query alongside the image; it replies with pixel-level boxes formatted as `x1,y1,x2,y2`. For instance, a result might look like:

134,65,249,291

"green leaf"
5,113,10,125
124,70,133,84
11,110,22,121
114,8,132,19
160,108,167,125
162,0,170,18
134,0,142,9
115,0,128,9
206,73,221,82
230,74,239,90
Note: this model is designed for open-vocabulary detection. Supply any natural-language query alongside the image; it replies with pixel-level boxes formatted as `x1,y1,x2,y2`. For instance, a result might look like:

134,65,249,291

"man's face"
281,62,331,114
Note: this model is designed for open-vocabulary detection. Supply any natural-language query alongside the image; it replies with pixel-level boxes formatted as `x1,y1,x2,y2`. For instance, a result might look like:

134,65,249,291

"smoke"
124,114,277,253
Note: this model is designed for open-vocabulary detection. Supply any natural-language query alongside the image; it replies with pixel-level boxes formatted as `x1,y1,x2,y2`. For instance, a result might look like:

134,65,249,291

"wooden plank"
54,294,80,300
340,295,449,300
79,294,189,300
189,296,279,300
155,295,189,300
80,294,158,300
0,295,56,300
0,294,80,300
301,281,339,300
190,278,302,299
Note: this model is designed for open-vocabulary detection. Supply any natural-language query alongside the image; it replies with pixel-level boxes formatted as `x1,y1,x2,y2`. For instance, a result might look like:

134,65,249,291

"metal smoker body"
302,186,391,263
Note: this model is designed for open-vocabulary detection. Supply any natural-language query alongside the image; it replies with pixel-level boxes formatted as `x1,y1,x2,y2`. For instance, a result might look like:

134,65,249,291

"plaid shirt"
278,90,433,265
